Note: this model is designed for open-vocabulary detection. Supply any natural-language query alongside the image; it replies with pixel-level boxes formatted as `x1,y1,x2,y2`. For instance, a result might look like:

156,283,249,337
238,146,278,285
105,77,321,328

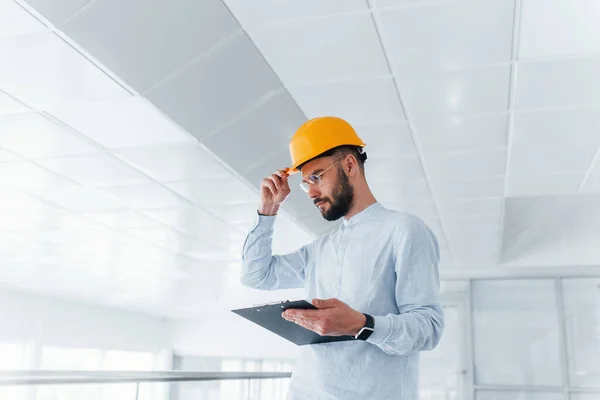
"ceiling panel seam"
285,73,395,88
515,104,600,113
58,32,137,95
12,0,50,27
37,112,252,236
577,146,600,193
498,0,524,260
197,88,285,144
0,88,33,111
13,0,138,96
16,0,319,240
51,0,105,27
366,0,455,260
142,29,245,95
242,9,372,28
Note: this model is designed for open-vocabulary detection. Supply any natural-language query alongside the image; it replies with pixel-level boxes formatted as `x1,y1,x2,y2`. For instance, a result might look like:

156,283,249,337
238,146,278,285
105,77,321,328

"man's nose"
308,184,320,200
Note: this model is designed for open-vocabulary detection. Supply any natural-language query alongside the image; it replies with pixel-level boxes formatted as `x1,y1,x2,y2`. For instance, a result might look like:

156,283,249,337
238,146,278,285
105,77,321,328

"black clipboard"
232,300,355,346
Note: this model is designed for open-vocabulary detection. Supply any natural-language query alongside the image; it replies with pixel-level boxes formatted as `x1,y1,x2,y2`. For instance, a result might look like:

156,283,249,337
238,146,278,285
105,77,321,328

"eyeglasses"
299,158,343,193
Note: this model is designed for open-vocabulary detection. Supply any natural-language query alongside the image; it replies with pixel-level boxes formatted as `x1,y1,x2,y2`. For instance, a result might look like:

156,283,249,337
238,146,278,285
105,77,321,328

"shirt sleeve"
240,212,311,290
366,215,445,355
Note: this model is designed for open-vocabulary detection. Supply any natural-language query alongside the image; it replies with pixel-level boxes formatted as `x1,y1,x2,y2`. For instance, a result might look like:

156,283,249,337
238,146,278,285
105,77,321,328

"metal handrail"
0,371,292,386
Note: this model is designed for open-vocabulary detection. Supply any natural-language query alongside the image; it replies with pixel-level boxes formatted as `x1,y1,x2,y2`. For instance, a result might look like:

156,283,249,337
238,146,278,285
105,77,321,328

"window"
419,306,462,400
472,280,562,387
561,278,600,388
476,391,564,400
0,342,27,369
0,343,28,400
40,346,102,370
37,346,103,400
174,357,293,400
103,350,155,371
102,350,156,400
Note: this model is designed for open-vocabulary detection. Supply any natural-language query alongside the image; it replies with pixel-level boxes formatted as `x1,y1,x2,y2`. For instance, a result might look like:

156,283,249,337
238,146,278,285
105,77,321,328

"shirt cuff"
366,315,391,347
251,211,277,232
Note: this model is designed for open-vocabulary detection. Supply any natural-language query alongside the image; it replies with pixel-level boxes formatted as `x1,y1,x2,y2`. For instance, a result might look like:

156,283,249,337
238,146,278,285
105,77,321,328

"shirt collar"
342,201,383,226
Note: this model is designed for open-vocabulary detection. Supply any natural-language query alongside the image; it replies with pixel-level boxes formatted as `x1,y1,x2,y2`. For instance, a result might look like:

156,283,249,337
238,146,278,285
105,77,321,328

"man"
241,116,444,399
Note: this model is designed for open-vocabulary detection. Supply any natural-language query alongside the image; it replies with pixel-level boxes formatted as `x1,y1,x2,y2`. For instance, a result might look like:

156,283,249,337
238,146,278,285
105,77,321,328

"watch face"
355,327,374,340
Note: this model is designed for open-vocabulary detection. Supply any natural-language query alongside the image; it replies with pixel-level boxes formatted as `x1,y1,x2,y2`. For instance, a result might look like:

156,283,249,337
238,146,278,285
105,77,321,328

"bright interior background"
0,0,599,399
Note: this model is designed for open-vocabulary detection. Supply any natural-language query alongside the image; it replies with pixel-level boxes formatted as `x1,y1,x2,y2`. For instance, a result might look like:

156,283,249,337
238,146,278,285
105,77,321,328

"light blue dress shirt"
241,202,444,400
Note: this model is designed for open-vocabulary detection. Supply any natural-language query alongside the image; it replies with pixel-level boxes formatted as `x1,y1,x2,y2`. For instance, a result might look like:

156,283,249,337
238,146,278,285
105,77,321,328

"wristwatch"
354,313,374,340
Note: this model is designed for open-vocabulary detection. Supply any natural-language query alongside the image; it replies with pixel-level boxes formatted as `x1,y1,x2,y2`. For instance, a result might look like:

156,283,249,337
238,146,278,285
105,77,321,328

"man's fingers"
267,174,283,190
284,309,320,319
312,298,339,309
274,170,289,180
261,179,277,195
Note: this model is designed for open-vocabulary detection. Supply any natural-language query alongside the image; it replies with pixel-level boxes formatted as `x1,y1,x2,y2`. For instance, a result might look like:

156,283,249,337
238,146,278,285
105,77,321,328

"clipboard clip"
251,300,290,308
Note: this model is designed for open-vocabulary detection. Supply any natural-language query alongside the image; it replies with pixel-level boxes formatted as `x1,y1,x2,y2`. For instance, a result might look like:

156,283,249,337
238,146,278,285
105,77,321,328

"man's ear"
345,154,359,177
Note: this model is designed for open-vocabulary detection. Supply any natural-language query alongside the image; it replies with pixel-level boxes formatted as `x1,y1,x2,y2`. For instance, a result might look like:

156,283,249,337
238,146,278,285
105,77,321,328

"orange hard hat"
286,116,366,175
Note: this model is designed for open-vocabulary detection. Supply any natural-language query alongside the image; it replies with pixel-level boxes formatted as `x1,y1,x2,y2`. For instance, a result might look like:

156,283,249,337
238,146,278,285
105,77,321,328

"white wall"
0,289,170,352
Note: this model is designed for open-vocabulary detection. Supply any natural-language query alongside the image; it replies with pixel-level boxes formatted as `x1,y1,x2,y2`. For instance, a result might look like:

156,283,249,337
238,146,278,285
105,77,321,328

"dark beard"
315,167,354,221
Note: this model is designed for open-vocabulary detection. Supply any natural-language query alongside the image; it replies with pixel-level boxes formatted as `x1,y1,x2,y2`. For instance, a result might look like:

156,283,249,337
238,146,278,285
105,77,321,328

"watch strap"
354,313,375,341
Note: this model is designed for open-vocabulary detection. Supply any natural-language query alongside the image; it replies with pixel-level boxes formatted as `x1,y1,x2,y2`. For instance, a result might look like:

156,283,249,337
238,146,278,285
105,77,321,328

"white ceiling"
0,0,598,317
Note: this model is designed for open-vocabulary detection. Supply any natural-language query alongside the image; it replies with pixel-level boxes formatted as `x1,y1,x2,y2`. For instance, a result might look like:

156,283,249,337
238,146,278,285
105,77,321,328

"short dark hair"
298,145,367,172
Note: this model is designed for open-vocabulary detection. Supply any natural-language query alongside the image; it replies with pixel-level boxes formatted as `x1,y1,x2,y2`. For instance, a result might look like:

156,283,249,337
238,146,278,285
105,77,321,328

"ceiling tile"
201,92,305,173
365,157,426,184
0,113,99,158
356,123,417,159
435,176,505,200
509,145,597,174
246,12,389,84
442,198,503,219
115,144,231,182
290,78,406,126
41,182,126,212
244,149,293,189
0,0,47,38
22,0,93,25
0,186,57,215
513,108,600,147
0,91,30,115
62,0,240,92
516,57,600,110
36,154,150,187
223,0,367,25
370,180,432,205
379,0,514,72
124,226,195,252
167,178,257,207
146,32,283,141
206,202,259,226
0,148,20,163
0,161,73,193
100,183,188,209
401,65,510,116
393,200,438,219
428,150,507,181
81,210,162,229
0,32,129,110
519,0,600,59
507,172,584,197
447,222,501,243
140,206,245,246
415,113,507,153
48,97,194,148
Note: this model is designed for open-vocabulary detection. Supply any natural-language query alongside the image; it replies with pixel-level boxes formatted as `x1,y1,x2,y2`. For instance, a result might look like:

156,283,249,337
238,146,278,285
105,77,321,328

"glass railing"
0,370,293,400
